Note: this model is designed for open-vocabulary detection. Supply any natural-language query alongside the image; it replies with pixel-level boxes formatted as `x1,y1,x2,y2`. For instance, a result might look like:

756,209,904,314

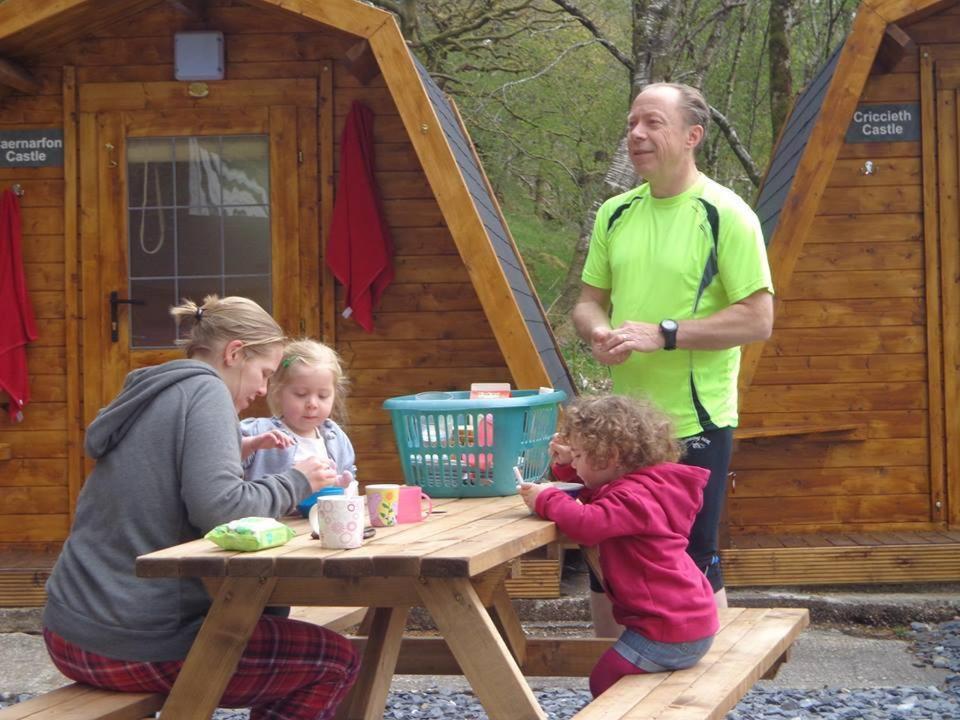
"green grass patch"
502,205,576,311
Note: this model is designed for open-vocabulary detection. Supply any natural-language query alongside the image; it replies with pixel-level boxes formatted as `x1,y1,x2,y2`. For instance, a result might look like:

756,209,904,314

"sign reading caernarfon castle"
0,129,64,167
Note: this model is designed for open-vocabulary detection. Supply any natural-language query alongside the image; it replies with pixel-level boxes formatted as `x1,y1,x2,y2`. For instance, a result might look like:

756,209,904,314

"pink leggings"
589,647,647,697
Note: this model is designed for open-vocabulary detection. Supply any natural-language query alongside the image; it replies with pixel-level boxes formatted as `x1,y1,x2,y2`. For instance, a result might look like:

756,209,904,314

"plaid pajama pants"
44,615,359,720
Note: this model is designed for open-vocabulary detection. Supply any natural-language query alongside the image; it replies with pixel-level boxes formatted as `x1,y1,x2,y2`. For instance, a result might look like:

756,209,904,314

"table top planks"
137,495,557,581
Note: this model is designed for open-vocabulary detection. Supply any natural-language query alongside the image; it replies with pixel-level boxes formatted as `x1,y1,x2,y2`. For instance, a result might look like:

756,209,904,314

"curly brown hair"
558,395,681,471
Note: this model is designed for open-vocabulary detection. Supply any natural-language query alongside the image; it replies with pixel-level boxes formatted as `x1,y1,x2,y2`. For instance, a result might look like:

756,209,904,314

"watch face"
661,319,678,332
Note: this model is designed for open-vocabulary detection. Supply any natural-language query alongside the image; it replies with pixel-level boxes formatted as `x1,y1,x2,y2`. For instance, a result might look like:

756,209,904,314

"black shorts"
587,426,733,594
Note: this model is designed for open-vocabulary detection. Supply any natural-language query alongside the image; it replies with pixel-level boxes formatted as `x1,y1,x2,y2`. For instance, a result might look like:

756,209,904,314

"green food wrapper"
204,517,296,552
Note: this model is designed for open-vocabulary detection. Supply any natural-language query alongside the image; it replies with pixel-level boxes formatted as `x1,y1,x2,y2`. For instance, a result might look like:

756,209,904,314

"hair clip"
194,307,204,321
281,356,296,368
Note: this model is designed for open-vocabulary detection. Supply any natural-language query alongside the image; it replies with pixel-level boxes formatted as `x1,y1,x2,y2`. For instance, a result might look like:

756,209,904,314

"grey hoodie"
43,359,311,661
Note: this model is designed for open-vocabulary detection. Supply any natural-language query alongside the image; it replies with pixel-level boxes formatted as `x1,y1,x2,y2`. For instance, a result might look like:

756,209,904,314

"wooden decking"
3,531,959,606
0,548,56,607
722,530,960,586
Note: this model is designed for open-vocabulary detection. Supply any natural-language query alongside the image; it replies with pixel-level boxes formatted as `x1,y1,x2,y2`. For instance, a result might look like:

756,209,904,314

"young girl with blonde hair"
43,295,358,719
520,394,718,697
241,338,357,492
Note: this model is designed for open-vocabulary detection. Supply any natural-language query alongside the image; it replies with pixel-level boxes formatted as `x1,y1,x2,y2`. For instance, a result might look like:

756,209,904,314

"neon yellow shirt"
582,174,773,437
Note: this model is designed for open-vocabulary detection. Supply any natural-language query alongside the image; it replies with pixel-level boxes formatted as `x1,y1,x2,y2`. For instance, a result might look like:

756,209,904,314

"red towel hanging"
0,188,38,422
327,101,394,333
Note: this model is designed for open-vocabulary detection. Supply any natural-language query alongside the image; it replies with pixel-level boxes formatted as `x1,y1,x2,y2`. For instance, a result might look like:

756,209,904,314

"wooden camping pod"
723,0,960,585
0,0,574,605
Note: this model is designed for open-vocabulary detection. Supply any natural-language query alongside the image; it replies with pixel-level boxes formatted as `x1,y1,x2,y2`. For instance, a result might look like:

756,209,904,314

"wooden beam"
875,23,915,73
919,47,946,526
62,66,83,521
344,39,381,85
240,0,392,38
0,0,90,41
738,3,888,398
866,0,956,24
0,56,40,94
348,636,611,676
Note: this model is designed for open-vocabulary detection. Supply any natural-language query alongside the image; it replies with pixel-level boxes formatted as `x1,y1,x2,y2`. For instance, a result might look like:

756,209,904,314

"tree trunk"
768,0,795,142
549,0,673,340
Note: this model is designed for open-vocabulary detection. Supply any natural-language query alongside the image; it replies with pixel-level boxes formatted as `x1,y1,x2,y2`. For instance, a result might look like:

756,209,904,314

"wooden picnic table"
136,495,564,720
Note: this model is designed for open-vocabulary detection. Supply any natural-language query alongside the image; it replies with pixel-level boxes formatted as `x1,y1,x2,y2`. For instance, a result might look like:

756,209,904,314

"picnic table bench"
1,496,808,719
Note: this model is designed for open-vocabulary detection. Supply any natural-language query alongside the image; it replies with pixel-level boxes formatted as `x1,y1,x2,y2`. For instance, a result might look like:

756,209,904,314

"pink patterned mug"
397,486,433,523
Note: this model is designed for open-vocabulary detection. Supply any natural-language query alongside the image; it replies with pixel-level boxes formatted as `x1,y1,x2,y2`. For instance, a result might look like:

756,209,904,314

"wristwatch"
659,319,679,351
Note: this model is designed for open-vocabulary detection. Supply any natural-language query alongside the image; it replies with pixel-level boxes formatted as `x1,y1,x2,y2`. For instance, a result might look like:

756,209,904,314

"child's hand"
259,429,295,451
549,434,573,466
337,470,354,488
295,457,339,491
240,430,293,460
519,482,550,512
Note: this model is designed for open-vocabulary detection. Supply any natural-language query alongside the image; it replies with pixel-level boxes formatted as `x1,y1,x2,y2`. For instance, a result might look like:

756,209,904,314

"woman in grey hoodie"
42,295,358,720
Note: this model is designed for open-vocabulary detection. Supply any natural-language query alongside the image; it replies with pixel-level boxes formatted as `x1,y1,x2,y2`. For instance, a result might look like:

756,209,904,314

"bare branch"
547,0,634,72
710,105,761,187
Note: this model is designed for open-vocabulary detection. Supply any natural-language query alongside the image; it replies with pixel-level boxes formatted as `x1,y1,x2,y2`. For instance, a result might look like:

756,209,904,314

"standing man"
573,83,774,635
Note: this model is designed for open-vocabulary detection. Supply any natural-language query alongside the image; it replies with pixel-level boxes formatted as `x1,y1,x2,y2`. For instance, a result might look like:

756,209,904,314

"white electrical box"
174,32,225,81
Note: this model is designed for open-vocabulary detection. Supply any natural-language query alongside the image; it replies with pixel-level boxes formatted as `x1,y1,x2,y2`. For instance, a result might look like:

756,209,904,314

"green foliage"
502,201,575,311
503,200,610,394
387,0,859,390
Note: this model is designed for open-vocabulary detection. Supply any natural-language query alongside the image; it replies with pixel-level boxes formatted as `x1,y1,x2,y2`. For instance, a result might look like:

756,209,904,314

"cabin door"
935,61,960,527
79,89,318,419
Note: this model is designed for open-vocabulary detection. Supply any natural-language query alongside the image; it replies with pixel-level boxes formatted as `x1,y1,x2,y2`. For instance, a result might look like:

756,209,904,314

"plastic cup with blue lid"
297,486,344,518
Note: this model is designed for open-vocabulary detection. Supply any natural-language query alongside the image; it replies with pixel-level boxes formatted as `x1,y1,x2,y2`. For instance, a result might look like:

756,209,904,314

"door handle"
109,291,145,342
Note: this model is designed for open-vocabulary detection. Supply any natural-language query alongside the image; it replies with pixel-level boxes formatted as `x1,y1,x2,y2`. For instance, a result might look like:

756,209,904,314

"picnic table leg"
160,576,276,719
417,576,546,720
334,606,410,720
488,582,527,666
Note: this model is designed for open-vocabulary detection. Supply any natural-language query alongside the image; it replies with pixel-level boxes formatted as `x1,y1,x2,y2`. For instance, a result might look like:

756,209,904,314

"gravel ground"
3,619,958,719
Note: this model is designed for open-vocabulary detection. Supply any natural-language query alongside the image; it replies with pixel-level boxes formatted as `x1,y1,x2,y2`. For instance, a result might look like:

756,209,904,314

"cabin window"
125,135,271,347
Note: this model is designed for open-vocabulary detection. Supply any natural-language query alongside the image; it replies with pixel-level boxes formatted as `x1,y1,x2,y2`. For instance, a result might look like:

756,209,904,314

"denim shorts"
613,628,714,673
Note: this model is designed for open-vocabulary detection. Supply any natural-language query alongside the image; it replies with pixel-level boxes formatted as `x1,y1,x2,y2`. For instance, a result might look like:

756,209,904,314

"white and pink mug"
309,495,365,549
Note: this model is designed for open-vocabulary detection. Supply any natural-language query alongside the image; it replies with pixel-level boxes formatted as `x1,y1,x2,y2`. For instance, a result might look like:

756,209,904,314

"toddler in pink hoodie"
520,394,718,697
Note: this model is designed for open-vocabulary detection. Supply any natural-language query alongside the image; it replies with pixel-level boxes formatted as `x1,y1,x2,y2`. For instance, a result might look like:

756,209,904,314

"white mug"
309,495,366,549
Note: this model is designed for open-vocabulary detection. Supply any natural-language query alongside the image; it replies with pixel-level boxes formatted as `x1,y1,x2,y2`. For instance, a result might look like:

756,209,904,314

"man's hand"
594,321,663,362
519,482,551,512
590,327,629,365
240,429,294,460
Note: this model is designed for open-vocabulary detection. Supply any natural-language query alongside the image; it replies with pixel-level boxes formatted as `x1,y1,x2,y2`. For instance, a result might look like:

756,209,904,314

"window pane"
178,277,224,319
126,133,270,348
177,207,221,276
174,137,222,207
223,206,270,275
129,208,174,278
130,279,176,347
128,139,174,208
221,136,269,205
225,276,271,313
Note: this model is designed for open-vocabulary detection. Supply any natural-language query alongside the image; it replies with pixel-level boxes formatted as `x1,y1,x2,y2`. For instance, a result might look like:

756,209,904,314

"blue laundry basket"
383,390,566,497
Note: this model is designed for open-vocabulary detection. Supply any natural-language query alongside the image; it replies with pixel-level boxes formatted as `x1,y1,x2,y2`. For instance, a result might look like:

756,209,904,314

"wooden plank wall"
732,4,960,536
0,62,69,549
330,64,512,483
0,0,513,548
